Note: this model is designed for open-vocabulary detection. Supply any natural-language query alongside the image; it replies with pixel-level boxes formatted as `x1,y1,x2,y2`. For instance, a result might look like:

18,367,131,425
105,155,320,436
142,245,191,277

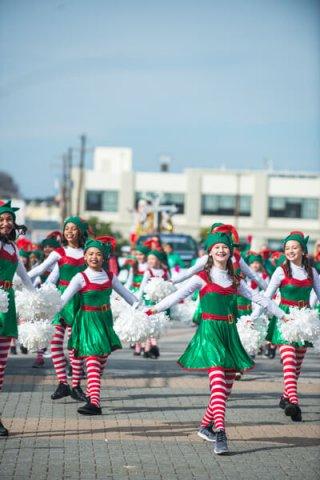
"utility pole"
66,147,73,216
76,134,86,216
61,152,68,224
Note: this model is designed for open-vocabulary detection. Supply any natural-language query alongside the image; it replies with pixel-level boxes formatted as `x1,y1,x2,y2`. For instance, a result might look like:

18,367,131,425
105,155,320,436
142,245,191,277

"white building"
70,147,320,249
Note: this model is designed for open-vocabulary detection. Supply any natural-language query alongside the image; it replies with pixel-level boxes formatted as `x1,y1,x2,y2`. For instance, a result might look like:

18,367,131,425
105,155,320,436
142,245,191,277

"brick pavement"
0,326,319,480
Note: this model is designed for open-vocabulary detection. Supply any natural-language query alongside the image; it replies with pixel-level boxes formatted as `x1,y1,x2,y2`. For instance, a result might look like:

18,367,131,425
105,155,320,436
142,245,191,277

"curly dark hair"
204,254,241,288
0,221,27,244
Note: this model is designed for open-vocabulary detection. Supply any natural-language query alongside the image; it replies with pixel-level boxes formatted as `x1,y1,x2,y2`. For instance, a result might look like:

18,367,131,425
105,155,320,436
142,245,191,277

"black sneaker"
67,365,73,379
51,382,71,400
133,351,141,356
285,403,302,422
77,402,102,416
149,345,160,359
71,386,88,402
143,351,151,358
10,346,17,355
214,429,229,455
20,345,28,354
197,425,216,442
0,420,8,437
279,396,289,410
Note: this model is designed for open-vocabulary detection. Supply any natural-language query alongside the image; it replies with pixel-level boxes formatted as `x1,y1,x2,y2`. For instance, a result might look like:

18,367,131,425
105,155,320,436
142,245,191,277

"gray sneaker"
214,429,229,454
197,425,216,442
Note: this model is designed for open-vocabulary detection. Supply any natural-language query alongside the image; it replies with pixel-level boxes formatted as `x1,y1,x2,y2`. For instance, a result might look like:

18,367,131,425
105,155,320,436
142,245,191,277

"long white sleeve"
60,273,84,308
239,258,267,290
238,280,285,319
172,256,208,284
16,259,35,291
112,276,138,305
46,264,60,285
28,250,61,279
154,276,204,312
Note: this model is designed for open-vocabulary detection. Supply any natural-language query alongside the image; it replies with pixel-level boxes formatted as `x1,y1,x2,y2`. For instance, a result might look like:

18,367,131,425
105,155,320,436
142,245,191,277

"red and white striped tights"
0,337,11,392
85,355,108,407
279,345,307,405
50,325,83,387
201,367,236,431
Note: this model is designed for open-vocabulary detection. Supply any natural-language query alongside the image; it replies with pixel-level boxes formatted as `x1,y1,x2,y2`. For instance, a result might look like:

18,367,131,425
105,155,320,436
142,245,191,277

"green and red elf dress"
256,264,320,347
0,241,34,338
126,262,148,294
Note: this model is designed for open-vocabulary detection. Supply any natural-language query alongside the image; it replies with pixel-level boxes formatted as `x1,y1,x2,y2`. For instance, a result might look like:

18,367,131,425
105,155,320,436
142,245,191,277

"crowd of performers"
0,199,320,456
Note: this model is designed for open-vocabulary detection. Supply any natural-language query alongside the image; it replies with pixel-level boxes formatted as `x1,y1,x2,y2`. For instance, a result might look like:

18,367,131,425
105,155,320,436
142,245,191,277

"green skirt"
266,315,311,348
178,318,254,371
52,285,80,326
0,289,17,338
192,300,202,326
68,310,122,357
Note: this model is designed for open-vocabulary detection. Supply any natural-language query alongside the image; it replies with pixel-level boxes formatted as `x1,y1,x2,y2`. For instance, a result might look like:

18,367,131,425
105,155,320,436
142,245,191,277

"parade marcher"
163,243,185,272
145,231,289,454
28,216,89,402
138,249,170,359
252,231,320,422
60,238,139,415
0,201,35,436
125,245,149,355
311,239,320,274
32,233,61,368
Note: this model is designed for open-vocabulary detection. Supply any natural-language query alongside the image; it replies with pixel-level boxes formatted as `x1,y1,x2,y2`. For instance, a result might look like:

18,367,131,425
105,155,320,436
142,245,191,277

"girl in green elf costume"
28,216,89,403
0,200,35,436
60,238,139,415
125,245,150,355
252,231,320,422
146,231,288,455
138,249,170,359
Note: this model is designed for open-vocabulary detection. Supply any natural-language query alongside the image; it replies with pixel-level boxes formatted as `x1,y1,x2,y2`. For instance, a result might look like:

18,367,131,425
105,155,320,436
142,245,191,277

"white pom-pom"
114,306,152,343
237,315,268,355
15,284,62,322
280,307,320,344
170,300,197,324
13,276,24,291
18,320,54,351
110,292,126,320
0,288,9,313
148,312,170,338
144,278,176,302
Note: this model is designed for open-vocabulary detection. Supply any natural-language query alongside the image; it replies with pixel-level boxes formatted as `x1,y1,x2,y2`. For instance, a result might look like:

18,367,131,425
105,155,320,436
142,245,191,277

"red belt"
132,282,141,288
0,280,12,290
81,304,110,312
59,280,70,286
202,313,234,324
281,298,309,308
238,304,252,311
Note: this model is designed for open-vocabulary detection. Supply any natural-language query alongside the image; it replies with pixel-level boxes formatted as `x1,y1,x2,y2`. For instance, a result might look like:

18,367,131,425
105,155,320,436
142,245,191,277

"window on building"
269,197,318,219
135,192,185,214
201,195,251,216
161,193,185,214
86,190,118,212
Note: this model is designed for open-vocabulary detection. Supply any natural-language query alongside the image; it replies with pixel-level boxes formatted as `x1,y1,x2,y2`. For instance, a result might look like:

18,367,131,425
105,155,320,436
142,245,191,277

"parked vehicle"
136,233,198,267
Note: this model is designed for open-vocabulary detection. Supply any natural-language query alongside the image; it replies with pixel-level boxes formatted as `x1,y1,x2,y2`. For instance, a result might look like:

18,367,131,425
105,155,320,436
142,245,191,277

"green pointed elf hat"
0,200,20,221
282,231,309,253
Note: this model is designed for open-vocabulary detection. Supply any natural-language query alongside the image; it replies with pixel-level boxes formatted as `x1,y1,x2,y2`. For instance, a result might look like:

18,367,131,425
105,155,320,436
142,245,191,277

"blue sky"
0,0,319,197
